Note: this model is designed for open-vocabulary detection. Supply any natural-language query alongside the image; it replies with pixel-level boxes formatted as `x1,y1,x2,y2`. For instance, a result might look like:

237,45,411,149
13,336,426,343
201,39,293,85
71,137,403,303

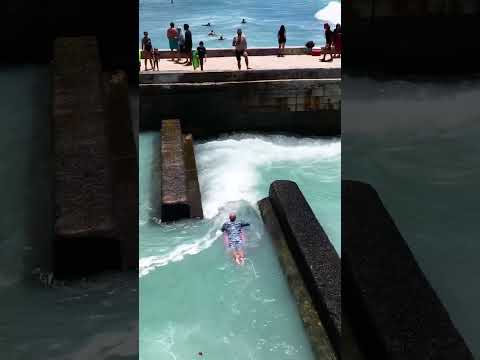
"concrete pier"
259,180,341,357
258,197,337,360
183,134,203,219
160,120,190,221
52,37,119,277
342,180,473,359
104,70,138,270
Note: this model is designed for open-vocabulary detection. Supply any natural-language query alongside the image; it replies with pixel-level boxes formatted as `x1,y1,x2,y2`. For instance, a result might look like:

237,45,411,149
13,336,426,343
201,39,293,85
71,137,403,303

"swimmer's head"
229,213,236,221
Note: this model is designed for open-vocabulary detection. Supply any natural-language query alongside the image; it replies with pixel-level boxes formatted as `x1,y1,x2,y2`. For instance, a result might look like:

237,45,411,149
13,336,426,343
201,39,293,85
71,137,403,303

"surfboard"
192,50,200,70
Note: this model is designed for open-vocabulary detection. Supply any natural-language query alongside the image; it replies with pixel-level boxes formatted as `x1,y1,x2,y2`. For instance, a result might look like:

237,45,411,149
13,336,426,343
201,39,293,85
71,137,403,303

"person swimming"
218,35,224,40
208,30,217,36
221,212,250,265
241,18,246,24
202,22,211,26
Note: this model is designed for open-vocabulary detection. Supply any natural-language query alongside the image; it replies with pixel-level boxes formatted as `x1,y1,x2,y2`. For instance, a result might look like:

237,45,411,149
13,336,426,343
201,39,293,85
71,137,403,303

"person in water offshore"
221,212,250,265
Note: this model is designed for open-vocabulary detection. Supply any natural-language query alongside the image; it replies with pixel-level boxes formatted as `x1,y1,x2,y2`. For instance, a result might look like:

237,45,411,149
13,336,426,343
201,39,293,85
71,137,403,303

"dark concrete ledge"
183,134,203,219
342,180,473,359
104,70,138,270
140,68,340,84
52,37,118,276
258,198,337,360
160,120,189,222
266,180,341,357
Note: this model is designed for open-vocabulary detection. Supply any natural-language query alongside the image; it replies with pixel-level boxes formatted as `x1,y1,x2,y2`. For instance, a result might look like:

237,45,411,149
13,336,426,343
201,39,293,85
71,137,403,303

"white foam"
139,224,220,277
196,135,340,219
315,1,341,25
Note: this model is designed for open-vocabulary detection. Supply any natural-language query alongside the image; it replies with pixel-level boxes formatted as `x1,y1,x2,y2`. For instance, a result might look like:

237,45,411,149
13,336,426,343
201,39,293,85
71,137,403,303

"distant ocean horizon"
140,0,341,49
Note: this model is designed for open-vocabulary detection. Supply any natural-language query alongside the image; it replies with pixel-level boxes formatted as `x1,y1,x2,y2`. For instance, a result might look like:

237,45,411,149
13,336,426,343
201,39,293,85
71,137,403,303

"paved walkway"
140,54,341,73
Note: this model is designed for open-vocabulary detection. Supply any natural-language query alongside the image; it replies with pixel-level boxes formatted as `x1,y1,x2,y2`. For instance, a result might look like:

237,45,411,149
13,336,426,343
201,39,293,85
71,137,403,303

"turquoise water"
343,76,480,358
140,0,341,49
0,66,137,360
139,133,340,360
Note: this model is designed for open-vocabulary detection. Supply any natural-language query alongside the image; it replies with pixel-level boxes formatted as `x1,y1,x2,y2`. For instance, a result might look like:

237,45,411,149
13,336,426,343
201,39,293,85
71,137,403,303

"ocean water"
0,66,137,360
140,0,341,49
139,133,340,360
342,75,480,358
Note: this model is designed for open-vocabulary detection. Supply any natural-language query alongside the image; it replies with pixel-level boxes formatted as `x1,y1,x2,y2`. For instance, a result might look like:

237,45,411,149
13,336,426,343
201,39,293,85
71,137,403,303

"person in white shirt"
232,28,251,70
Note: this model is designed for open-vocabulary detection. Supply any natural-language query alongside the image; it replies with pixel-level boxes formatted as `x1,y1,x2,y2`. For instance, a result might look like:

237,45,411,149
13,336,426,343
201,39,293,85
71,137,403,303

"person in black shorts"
184,24,193,65
232,28,250,70
197,41,207,71
321,23,333,62
141,31,154,70
278,25,286,57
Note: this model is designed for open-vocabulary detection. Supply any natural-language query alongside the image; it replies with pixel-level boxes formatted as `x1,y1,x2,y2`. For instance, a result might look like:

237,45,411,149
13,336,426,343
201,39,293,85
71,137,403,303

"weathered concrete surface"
140,47,326,59
140,55,340,77
183,134,203,219
52,37,118,277
342,180,474,360
160,120,190,221
258,197,337,360
141,67,340,84
267,180,341,357
142,68,340,85
140,79,340,137
53,37,114,238
104,70,138,270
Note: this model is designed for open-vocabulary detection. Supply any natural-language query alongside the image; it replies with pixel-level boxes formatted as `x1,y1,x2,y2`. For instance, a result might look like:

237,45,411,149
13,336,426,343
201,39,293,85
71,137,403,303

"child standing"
197,41,207,71
153,48,160,71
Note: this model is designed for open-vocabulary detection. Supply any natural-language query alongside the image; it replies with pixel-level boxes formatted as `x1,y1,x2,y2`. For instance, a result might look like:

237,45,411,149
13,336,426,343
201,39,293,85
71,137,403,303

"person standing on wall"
141,31,154,71
184,24,193,66
176,27,185,63
333,23,342,58
321,23,333,62
166,22,178,61
278,25,287,57
232,28,251,70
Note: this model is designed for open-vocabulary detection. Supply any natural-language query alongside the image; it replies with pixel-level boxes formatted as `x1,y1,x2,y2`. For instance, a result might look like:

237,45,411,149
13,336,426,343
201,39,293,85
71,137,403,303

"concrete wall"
259,181,341,357
141,47,324,59
342,180,473,359
140,79,341,137
52,37,138,278
140,67,340,84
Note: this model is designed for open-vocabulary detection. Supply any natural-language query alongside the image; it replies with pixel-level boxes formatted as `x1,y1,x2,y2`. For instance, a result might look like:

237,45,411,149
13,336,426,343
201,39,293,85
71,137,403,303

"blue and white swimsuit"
221,221,250,250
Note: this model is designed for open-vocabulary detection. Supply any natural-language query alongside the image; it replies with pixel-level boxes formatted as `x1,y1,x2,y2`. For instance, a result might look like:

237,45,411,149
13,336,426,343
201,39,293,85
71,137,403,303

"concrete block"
268,180,341,356
342,180,473,360
104,70,138,270
160,120,190,221
259,198,337,360
52,37,117,277
183,134,203,219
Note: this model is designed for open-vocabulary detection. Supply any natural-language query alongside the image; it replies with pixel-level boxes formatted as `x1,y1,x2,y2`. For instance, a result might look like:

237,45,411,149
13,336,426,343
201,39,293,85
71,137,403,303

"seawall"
258,180,341,358
140,77,341,137
342,180,473,359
